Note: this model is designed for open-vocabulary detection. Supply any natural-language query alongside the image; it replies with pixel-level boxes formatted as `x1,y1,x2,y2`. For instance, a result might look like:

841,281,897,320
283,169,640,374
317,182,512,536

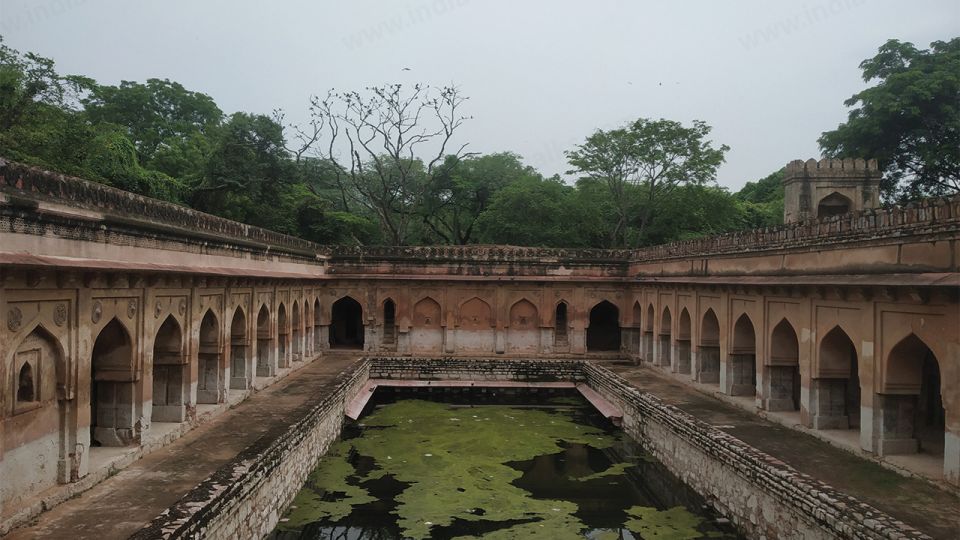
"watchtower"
783,158,882,223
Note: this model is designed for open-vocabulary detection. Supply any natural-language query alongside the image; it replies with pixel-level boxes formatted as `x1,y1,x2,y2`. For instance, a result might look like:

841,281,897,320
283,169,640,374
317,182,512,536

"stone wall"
582,362,929,540
130,361,370,539
132,357,930,540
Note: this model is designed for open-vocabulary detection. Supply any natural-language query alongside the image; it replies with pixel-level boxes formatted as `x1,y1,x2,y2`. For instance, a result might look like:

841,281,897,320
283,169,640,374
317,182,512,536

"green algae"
354,400,614,538
276,399,720,539
625,505,706,539
278,441,376,528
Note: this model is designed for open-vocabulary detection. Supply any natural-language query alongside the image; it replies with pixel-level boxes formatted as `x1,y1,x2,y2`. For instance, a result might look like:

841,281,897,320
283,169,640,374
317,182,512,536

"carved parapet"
630,194,960,263
0,158,320,256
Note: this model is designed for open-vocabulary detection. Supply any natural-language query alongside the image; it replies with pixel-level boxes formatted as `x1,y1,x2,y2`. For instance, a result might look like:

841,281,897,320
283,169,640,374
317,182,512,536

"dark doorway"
586,301,620,352
383,299,397,347
330,297,364,349
555,302,568,346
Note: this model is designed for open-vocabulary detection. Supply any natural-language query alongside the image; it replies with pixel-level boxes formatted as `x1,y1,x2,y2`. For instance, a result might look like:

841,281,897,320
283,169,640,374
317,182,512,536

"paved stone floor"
6,354,361,540
600,361,960,540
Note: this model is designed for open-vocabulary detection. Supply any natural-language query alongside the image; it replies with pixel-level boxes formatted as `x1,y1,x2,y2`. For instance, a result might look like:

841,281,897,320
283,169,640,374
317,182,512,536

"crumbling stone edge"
130,358,930,539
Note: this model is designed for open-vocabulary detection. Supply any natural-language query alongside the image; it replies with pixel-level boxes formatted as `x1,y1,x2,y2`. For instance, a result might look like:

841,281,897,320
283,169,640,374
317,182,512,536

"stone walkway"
5,354,361,540
600,361,960,540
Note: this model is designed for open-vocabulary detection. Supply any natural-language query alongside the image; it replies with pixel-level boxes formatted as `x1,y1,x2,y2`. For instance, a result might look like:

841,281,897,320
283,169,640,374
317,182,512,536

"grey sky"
2,0,958,189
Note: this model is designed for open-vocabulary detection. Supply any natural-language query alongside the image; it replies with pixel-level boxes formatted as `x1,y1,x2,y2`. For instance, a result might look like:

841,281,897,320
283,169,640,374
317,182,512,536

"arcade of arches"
1,158,958,528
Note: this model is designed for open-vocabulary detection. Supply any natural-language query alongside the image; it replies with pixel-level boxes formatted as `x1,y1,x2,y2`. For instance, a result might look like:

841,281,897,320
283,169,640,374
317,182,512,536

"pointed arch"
554,301,569,347
381,298,397,348
152,315,188,423
458,297,492,329
817,191,852,218
197,309,222,404
229,306,249,389
658,306,672,367
509,299,538,330
413,297,442,328
508,299,540,353
766,319,801,411
330,296,364,349
632,301,642,327
4,325,70,504
729,314,757,397
256,304,274,377
587,300,620,352
811,326,859,430
411,296,442,353
879,334,944,458
697,309,721,385
91,318,136,447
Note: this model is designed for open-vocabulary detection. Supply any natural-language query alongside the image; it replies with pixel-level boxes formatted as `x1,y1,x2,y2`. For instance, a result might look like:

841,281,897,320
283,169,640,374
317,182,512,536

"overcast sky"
2,0,958,189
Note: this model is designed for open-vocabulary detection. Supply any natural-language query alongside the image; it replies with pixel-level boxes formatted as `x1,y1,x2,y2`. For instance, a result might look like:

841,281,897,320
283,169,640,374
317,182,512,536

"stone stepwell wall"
582,362,930,540
131,357,929,540
129,361,370,540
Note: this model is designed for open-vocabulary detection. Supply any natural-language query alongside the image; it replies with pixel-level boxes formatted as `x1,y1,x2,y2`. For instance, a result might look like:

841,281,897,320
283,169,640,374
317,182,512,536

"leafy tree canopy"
819,38,960,202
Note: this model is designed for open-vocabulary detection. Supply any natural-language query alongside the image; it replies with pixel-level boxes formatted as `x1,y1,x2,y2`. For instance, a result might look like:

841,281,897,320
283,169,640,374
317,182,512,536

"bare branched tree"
288,84,471,245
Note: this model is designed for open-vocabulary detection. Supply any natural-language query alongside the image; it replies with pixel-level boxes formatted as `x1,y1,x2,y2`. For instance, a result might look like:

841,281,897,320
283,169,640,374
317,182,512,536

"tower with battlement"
783,158,882,223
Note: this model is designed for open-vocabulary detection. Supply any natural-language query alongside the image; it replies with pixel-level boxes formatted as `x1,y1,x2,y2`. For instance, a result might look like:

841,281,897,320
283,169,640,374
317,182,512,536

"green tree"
190,112,295,232
566,118,729,247
819,38,960,201
420,152,538,244
476,176,586,247
82,78,222,175
734,169,784,228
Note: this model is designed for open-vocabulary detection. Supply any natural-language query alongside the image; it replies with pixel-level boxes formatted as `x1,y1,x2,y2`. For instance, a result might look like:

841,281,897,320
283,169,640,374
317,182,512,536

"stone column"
810,379,850,429
875,394,919,455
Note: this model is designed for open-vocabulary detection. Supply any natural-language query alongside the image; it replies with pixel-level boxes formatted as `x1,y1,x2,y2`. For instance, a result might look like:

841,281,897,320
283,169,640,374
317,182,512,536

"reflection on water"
270,389,739,539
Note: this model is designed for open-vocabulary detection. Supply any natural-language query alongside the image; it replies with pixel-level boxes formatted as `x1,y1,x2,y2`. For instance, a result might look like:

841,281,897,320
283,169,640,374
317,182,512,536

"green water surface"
270,396,736,539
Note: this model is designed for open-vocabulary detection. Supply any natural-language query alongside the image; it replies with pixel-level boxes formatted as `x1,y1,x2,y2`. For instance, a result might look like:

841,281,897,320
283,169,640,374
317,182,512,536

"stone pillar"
810,379,850,429
696,346,720,384
945,412,960,486
443,327,456,354
726,354,756,396
763,365,799,411
676,340,691,374
875,394,919,455
495,328,506,354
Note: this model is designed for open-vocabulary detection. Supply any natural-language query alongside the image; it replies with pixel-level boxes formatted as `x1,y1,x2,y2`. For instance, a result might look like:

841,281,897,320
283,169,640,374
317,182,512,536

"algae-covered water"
270,390,739,539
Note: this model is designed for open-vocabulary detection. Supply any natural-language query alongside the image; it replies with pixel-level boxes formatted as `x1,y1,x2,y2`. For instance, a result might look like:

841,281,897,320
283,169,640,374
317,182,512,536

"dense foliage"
820,38,960,202
11,35,950,247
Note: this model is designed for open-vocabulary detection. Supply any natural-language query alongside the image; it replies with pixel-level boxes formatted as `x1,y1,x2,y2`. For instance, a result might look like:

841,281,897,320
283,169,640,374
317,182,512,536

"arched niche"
91,318,137,447
587,300,620,352
728,314,757,397
229,307,250,390
256,305,274,377
151,316,188,423
3,326,70,507
507,299,540,353
330,297,364,349
765,319,801,412
697,309,721,384
810,326,859,430
197,310,222,404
